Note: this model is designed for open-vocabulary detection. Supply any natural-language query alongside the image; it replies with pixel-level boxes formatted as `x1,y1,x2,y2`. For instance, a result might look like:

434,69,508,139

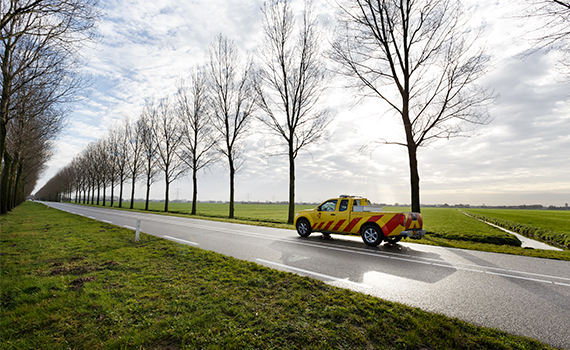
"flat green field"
463,209,570,234
0,202,557,349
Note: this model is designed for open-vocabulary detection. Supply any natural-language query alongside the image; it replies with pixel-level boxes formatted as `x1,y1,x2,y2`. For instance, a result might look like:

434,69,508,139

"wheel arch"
295,215,313,228
359,221,386,237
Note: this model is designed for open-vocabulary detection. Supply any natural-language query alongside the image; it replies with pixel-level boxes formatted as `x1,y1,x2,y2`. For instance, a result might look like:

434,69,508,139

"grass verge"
1,202,557,349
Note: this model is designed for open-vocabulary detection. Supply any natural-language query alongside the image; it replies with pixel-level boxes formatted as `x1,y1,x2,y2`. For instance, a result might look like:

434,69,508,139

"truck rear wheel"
361,224,383,246
296,218,312,237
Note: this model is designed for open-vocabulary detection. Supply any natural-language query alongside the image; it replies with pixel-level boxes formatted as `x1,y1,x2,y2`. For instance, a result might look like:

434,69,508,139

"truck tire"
296,218,312,237
361,224,383,246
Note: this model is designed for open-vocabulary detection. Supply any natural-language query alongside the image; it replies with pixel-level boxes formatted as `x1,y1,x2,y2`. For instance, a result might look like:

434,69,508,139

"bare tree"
109,123,129,208
125,117,145,209
517,0,570,77
67,156,81,202
330,0,496,213
255,0,332,224
92,139,109,206
177,70,218,215
140,101,160,211
207,34,256,219
103,134,118,207
154,97,187,212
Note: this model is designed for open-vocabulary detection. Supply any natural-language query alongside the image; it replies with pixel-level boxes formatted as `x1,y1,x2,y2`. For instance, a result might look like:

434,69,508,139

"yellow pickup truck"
294,195,426,246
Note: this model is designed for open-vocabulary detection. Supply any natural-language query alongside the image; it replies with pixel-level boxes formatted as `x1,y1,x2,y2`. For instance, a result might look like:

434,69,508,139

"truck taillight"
400,214,405,226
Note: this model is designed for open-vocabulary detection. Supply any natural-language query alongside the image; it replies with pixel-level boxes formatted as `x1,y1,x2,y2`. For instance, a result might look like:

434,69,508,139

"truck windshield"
320,200,337,211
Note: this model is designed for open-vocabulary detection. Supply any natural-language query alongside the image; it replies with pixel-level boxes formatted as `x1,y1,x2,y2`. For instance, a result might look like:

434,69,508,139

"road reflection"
269,233,456,285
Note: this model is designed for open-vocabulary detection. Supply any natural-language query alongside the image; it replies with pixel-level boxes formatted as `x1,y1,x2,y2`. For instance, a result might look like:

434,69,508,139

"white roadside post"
135,219,141,242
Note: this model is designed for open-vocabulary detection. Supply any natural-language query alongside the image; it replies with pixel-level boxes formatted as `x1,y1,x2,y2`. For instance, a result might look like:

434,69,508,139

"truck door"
331,198,350,232
313,199,338,231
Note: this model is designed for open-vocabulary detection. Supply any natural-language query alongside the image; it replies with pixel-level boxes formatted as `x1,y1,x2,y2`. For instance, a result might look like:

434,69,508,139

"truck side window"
339,199,348,212
320,200,337,212
353,200,360,206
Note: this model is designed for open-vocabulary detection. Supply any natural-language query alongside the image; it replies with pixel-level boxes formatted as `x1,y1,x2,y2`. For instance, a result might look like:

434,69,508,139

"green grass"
1,202,557,349
463,209,570,249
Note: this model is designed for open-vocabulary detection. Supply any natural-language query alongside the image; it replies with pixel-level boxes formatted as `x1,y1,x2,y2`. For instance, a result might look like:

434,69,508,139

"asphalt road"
41,201,570,349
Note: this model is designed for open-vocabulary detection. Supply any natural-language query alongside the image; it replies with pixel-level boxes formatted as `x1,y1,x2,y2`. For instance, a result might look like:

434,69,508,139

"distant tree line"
424,203,570,210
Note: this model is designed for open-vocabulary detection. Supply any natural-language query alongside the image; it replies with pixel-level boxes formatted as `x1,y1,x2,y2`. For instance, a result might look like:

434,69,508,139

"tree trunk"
145,175,151,211
407,143,421,213
0,74,11,167
13,160,24,208
118,180,124,208
1,153,12,214
229,159,235,219
287,144,295,225
9,154,19,209
7,155,18,211
130,174,136,209
401,79,421,213
164,180,169,212
191,167,197,215
110,181,114,207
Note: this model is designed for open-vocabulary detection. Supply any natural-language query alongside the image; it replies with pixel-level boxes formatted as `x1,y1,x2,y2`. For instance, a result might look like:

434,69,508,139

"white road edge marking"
485,271,553,284
256,259,371,289
124,225,135,230
163,235,200,246
101,220,112,224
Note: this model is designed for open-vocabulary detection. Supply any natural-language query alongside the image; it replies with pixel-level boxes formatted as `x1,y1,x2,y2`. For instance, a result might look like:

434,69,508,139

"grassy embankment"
0,202,557,349
462,209,570,249
85,201,570,261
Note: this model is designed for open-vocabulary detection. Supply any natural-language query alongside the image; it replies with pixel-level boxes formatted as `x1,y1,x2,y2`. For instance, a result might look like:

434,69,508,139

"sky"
33,0,570,207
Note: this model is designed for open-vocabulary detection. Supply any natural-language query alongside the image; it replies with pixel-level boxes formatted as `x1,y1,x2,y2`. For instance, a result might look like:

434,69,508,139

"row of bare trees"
31,0,569,219
1,0,99,213
35,0,331,222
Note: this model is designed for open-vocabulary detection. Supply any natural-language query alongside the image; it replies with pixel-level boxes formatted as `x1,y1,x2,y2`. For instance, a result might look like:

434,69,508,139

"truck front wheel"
361,224,383,246
296,218,312,237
